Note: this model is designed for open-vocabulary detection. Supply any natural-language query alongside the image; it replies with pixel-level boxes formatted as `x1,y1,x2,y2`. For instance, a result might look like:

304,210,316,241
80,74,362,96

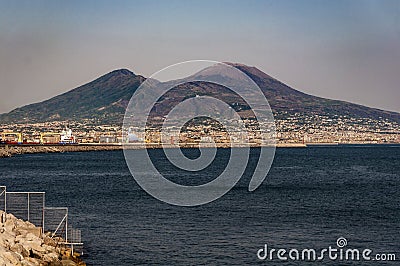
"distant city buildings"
0,112,399,145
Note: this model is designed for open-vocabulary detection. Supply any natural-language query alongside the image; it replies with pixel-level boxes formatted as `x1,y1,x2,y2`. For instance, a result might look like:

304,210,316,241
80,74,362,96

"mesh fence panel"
44,207,68,240
6,193,27,220
28,193,44,227
5,192,45,228
68,227,82,243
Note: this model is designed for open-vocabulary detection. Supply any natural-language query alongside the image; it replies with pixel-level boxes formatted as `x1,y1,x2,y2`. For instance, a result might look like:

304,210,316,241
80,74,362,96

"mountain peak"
224,62,274,80
224,62,249,67
107,69,135,76
94,68,138,85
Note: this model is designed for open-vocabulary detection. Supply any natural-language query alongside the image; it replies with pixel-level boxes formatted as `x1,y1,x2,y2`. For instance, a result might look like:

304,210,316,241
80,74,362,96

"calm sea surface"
0,146,399,265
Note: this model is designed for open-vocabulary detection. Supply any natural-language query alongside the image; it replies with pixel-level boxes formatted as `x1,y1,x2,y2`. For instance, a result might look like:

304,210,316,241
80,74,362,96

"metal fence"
44,207,68,241
5,191,45,229
0,186,82,246
68,227,82,244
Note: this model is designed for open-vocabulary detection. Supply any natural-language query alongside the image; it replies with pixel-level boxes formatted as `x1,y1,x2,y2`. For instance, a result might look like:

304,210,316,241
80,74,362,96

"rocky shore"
0,211,85,266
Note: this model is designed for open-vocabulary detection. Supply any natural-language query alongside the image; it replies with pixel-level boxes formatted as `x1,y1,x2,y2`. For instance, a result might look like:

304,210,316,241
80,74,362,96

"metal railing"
0,186,82,246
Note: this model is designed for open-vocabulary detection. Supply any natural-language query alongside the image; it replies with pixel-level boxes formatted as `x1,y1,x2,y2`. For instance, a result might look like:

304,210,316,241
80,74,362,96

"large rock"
42,252,60,263
22,257,41,266
10,243,29,258
61,259,78,266
1,249,22,265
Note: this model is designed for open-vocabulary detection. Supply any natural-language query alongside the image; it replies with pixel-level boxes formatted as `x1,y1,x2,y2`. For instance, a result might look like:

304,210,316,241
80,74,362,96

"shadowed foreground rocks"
0,211,85,266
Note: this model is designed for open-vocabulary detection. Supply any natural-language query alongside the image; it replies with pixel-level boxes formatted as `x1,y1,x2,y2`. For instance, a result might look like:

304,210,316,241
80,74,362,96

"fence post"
42,193,45,234
65,209,68,243
27,192,30,221
0,186,6,223
4,186,6,213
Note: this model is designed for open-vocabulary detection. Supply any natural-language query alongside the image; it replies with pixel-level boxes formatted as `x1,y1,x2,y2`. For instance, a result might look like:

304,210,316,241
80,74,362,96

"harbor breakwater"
0,144,123,158
0,210,85,266
0,143,310,158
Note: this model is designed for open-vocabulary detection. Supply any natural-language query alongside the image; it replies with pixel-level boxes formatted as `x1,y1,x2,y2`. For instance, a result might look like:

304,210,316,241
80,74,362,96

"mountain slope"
230,63,400,122
0,69,145,124
0,64,399,125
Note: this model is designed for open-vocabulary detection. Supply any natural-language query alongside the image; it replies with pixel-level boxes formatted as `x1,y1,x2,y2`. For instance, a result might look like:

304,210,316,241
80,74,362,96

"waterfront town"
0,111,399,145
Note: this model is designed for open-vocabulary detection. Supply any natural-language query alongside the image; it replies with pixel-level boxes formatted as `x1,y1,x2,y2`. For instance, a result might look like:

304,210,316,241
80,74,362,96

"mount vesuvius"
0,63,399,125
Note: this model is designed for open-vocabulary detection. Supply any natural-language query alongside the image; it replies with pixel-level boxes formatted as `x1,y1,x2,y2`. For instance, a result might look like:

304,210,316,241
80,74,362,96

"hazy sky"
0,0,399,114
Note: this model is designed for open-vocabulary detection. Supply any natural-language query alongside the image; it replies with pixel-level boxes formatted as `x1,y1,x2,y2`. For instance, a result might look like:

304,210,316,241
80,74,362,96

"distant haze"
0,0,399,114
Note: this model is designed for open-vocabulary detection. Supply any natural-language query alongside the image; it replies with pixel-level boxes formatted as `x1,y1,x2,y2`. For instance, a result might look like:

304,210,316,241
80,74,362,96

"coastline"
0,142,399,158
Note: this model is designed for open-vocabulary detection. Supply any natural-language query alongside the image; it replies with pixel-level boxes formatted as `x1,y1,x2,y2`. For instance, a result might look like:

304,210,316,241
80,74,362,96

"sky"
0,0,399,114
